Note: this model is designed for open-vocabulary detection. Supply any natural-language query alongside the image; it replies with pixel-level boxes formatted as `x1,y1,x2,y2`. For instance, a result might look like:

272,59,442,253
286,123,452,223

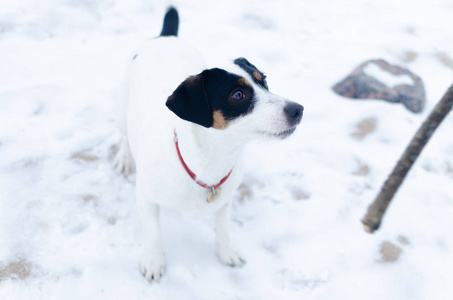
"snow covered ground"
1,0,453,299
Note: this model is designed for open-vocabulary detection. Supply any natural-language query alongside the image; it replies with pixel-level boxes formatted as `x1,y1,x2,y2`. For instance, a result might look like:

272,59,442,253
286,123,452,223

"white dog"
114,7,304,282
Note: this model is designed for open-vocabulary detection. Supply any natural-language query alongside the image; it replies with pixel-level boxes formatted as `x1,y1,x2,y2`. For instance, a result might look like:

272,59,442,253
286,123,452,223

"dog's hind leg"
113,137,135,176
215,204,246,267
113,64,136,176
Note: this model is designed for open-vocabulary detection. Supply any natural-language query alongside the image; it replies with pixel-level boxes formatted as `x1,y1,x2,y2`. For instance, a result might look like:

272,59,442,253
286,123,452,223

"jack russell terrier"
114,7,304,282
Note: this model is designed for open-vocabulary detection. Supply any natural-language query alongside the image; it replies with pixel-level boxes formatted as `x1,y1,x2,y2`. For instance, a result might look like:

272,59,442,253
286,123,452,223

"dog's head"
166,57,303,140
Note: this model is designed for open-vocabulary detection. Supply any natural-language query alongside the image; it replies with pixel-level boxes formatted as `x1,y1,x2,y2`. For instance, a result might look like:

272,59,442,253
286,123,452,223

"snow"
364,63,414,87
1,0,453,299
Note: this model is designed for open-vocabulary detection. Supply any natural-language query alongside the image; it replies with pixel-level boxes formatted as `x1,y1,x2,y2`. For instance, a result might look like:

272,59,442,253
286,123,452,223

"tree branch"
362,83,453,233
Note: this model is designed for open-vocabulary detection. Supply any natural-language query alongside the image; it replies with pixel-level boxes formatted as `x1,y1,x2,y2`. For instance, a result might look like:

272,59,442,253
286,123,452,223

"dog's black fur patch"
205,68,256,122
233,57,268,90
160,7,179,37
166,68,256,128
166,73,213,128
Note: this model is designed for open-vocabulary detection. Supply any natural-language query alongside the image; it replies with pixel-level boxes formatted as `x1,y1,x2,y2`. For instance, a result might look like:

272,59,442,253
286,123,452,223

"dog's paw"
113,140,135,176
140,252,166,283
216,243,246,267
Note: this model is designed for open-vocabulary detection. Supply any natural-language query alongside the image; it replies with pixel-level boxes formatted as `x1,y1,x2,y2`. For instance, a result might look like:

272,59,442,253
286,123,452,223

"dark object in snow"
332,59,425,113
362,83,453,233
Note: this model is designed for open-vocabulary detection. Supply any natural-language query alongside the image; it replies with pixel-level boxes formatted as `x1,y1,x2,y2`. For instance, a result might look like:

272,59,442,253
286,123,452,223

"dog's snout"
284,102,304,126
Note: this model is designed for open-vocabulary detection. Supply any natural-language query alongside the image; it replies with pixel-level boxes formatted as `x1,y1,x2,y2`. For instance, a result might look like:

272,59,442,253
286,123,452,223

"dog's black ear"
166,71,213,128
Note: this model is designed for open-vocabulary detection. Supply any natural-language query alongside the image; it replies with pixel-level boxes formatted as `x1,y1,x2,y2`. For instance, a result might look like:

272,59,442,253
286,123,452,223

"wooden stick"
362,83,453,233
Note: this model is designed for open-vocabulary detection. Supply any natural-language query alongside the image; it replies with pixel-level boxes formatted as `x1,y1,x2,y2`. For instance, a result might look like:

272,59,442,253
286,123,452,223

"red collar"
173,130,233,191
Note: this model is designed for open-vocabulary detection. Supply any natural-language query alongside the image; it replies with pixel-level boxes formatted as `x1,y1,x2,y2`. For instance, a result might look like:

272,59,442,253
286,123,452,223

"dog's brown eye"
231,90,245,101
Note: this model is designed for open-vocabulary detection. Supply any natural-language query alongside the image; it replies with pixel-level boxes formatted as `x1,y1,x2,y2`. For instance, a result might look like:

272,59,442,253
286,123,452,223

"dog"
113,7,304,282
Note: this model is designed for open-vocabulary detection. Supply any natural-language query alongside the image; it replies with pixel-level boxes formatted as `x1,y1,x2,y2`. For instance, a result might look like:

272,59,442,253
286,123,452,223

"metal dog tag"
207,188,221,203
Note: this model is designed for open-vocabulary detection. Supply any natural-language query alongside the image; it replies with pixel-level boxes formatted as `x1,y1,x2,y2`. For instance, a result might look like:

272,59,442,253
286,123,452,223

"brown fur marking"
213,110,227,129
238,77,251,86
253,70,263,81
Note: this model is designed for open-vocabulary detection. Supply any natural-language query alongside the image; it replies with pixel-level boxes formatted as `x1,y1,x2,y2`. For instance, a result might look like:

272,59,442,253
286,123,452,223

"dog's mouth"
260,126,297,139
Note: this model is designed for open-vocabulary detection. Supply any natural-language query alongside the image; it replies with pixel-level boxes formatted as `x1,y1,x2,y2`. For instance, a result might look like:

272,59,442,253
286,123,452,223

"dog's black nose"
284,102,304,126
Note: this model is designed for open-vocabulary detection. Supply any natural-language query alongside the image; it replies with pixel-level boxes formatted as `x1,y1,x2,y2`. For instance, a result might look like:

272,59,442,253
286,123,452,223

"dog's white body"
116,37,247,281
114,8,303,282
121,37,245,215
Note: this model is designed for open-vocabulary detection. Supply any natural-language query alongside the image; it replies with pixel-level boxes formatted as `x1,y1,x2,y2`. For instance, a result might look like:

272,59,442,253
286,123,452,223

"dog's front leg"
137,198,166,282
215,204,246,267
